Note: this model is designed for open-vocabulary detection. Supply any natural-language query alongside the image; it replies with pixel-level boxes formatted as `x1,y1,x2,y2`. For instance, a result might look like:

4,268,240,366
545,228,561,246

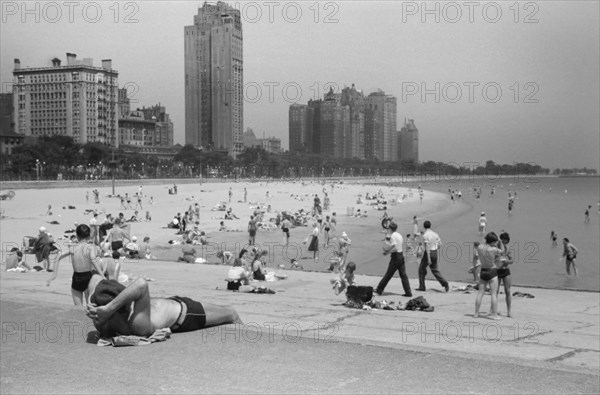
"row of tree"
1,136,574,182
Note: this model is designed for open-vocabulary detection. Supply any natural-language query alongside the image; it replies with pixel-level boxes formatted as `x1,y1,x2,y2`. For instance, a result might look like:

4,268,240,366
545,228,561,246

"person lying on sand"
85,274,242,337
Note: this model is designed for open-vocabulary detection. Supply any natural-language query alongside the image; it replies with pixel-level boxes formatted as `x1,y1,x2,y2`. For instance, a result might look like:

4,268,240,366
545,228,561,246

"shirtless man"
106,218,130,253
47,224,107,306
85,275,242,337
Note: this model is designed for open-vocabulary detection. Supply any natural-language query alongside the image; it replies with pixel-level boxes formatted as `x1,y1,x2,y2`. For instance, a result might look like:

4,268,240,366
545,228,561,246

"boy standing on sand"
248,216,257,246
47,224,107,306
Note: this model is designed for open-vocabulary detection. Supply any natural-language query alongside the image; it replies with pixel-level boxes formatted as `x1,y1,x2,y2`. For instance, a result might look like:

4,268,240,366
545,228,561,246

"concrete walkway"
1,259,598,393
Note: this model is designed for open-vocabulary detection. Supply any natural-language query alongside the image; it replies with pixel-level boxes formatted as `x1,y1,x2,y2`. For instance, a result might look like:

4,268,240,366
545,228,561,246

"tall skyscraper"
12,54,119,145
289,104,314,153
399,118,419,164
364,91,397,161
340,84,365,159
185,1,243,157
308,88,349,158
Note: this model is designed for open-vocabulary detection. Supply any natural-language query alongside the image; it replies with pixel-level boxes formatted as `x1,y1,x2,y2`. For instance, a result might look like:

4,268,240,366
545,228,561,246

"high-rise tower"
185,1,243,157
364,91,396,161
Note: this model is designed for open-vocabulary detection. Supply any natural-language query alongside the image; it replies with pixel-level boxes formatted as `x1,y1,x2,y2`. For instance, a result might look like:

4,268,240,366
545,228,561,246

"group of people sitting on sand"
224,248,286,291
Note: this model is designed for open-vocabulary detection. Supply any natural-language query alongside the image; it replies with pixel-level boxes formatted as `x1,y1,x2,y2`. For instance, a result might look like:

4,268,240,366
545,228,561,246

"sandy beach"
0,178,454,274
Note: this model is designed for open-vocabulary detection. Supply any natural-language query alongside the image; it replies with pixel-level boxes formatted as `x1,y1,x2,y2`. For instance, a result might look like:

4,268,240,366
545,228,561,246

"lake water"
390,176,600,292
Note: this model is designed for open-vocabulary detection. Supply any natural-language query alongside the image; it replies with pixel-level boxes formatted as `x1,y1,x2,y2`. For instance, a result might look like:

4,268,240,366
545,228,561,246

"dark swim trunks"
480,268,498,282
169,296,207,333
71,271,93,292
111,241,123,251
496,268,511,279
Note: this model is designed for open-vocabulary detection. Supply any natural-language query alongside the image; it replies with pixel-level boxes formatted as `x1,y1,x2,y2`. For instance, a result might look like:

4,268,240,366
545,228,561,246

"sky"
1,1,599,170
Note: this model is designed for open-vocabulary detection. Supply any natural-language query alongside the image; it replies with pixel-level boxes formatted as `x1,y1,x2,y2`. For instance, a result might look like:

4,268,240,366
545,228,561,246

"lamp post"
110,147,116,196
35,159,40,181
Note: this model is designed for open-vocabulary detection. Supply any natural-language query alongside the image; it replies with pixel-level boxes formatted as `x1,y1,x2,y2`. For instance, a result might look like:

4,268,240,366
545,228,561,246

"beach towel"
96,328,171,347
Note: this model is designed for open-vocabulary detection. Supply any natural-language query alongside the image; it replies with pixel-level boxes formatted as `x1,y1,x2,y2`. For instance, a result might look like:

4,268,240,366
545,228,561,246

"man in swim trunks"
474,232,502,320
47,224,107,306
106,218,130,253
85,275,242,337
281,218,292,245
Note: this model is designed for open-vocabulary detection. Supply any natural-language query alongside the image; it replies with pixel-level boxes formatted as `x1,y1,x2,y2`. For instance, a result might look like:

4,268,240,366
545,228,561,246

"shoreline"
0,173,566,191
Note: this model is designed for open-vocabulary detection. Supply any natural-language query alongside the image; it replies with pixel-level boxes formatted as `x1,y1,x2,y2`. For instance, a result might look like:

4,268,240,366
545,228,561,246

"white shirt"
422,229,441,251
390,231,403,253
89,217,97,226
126,242,139,252
479,216,487,226
228,266,246,281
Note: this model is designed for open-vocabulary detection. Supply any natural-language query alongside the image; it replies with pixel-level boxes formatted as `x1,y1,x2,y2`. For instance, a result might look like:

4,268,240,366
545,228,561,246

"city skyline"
1,1,598,169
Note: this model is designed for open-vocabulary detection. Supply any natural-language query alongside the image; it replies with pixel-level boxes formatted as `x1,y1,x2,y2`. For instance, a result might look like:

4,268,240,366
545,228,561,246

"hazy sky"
1,1,598,169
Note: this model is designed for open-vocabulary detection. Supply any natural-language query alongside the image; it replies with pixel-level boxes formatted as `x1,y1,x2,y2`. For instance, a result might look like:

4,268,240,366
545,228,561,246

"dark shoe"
444,284,450,292
402,293,413,297
415,288,426,292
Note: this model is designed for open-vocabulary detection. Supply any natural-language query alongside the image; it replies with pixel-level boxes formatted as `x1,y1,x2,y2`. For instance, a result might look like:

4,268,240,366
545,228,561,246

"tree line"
1,136,577,182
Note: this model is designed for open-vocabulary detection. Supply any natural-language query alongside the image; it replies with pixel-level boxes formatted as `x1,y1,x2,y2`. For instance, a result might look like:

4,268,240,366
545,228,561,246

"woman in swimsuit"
251,250,268,281
497,232,514,317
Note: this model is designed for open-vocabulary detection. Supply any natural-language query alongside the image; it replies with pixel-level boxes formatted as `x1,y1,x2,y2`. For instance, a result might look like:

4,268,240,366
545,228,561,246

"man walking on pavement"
417,220,449,292
375,222,412,297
